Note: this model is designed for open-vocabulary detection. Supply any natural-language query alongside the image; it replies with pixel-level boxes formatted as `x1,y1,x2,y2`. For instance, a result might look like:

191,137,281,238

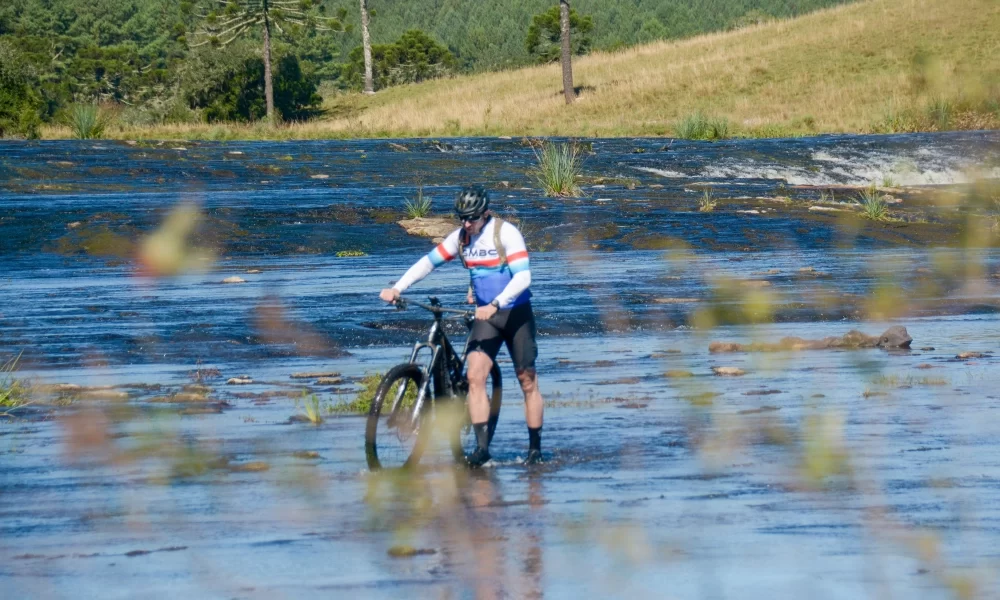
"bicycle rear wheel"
365,364,429,471
451,364,502,463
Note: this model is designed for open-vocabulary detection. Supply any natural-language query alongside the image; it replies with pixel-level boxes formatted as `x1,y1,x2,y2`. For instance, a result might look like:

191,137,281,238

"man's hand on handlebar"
379,288,400,304
475,303,498,321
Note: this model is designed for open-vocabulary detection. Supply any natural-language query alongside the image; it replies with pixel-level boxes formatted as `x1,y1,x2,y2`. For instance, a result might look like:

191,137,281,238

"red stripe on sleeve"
507,250,529,262
437,244,456,261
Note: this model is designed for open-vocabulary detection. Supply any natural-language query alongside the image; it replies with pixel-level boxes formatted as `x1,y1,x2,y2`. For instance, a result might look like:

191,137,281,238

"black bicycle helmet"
454,186,489,219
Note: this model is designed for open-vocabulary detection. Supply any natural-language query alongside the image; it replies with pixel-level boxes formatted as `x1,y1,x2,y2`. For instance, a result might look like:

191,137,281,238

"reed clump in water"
404,186,433,219
0,353,30,417
531,142,583,197
856,184,890,221
698,189,717,212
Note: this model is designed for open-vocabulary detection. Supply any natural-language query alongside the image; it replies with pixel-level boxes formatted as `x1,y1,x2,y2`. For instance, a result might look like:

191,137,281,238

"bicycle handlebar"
395,297,474,317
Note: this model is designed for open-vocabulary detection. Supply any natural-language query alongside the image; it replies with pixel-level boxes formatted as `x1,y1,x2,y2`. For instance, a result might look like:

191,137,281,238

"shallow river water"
1,133,999,598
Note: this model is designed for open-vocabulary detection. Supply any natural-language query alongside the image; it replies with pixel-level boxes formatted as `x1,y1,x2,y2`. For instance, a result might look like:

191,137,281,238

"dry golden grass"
52,0,1000,140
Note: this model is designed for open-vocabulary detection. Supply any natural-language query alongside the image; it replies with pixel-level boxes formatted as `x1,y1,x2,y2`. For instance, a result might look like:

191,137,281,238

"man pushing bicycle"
379,186,544,467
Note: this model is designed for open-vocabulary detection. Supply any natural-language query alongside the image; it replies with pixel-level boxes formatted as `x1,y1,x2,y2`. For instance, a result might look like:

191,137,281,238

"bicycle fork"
390,321,450,432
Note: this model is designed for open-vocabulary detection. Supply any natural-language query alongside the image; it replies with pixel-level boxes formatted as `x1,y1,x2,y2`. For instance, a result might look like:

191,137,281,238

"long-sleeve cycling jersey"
392,217,532,308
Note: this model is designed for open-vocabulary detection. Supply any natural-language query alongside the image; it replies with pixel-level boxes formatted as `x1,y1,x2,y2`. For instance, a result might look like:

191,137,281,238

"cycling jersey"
393,216,532,308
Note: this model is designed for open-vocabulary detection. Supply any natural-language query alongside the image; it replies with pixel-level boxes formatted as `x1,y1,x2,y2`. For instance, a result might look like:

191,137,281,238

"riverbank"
36,0,1000,142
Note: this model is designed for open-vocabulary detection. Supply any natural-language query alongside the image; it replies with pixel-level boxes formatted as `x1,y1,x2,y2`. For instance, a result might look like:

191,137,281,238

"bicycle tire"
451,363,503,463
365,363,429,471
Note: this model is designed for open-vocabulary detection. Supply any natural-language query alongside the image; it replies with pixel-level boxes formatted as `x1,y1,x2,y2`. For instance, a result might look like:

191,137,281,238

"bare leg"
466,351,493,424
517,368,543,429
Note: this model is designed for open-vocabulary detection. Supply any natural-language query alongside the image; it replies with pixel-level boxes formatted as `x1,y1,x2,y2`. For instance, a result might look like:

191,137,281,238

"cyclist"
379,186,544,467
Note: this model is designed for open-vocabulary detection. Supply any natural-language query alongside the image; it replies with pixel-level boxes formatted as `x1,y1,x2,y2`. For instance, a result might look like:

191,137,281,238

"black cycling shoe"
465,447,492,468
522,449,543,466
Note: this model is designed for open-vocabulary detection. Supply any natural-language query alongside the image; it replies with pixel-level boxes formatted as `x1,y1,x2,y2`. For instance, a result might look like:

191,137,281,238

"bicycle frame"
389,298,475,431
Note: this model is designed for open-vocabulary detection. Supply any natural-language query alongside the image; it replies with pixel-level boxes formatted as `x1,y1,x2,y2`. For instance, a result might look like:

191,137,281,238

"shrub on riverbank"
674,112,730,140
66,104,115,139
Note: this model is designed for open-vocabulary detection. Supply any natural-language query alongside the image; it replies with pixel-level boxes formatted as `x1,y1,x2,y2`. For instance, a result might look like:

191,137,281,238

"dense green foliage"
0,40,42,137
339,29,455,91
0,0,852,134
525,6,593,64
184,46,321,122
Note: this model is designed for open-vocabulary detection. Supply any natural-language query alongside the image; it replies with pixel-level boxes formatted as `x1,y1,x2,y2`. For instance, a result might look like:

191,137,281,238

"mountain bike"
365,297,502,471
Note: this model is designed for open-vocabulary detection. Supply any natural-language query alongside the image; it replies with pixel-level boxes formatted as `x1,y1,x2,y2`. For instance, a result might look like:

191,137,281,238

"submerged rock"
710,326,912,353
290,372,340,379
712,366,746,376
664,370,694,378
387,546,437,558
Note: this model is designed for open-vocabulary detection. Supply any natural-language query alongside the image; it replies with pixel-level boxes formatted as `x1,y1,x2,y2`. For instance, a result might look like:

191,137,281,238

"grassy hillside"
75,0,1000,140
321,0,850,73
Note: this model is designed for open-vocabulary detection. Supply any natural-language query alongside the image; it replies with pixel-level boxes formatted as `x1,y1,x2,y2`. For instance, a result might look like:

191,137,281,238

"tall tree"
192,0,345,123
559,0,574,104
359,0,374,94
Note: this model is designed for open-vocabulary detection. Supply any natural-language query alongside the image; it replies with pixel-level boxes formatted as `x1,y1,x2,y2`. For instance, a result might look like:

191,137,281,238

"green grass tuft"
925,97,953,130
66,104,114,139
330,372,421,415
404,186,433,218
674,111,731,140
330,373,383,414
856,184,890,221
698,188,717,212
531,142,583,197
296,393,325,424
0,353,30,416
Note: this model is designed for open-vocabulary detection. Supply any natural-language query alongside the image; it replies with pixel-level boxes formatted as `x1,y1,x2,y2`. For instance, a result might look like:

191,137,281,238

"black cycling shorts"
467,302,538,372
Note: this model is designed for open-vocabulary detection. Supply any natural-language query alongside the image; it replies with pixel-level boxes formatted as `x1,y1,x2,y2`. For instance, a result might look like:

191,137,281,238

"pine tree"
192,0,346,123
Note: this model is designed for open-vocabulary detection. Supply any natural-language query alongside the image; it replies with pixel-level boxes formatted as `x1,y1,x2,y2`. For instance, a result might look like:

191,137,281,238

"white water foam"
809,148,1000,186
635,166,688,178
641,146,1000,187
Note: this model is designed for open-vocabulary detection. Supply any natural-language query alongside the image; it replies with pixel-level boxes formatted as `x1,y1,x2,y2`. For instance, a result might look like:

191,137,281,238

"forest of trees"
0,0,851,136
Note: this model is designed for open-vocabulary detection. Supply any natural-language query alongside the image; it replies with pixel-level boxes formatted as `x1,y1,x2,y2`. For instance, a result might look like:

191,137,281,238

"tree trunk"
263,8,275,123
360,0,374,94
559,0,575,104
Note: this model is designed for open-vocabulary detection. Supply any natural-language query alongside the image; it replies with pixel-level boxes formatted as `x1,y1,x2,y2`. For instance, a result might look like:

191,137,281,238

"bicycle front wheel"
365,364,429,471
